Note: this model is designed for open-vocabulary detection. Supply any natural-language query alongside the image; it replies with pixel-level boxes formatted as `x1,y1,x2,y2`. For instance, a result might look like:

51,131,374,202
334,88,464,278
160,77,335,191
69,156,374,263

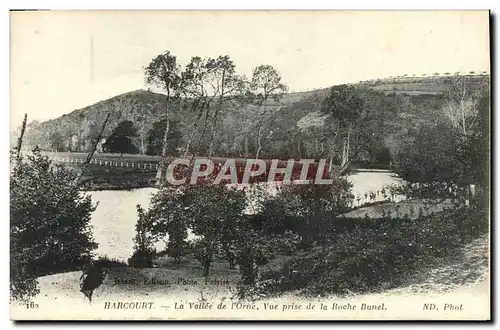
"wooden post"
15,114,28,164
73,113,110,187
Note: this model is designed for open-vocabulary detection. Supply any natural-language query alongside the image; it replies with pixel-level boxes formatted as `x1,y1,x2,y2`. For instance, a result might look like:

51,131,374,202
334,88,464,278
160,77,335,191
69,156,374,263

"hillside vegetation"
19,73,489,166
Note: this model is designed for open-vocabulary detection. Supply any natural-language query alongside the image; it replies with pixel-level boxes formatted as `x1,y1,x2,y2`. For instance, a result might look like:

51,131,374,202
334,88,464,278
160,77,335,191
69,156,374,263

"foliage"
270,231,302,256
103,120,139,155
144,51,182,95
393,80,489,200
149,188,188,259
10,149,98,301
128,249,155,268
182,184,247,275
192,238,217,277
259,178,354,245
251,201,489,298
128,205,155,268
22,75,490,162
47,131,66,152
320,85,363,127
146,118,182,156
251,65,288,103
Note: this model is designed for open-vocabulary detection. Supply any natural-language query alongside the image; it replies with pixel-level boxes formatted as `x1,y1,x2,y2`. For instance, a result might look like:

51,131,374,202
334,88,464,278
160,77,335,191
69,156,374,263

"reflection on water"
87,171,401,261
85,188,159,261
348,170,403,206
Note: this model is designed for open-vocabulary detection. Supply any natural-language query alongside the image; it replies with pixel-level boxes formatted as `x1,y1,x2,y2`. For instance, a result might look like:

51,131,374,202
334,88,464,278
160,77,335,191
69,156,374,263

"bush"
259,179,354,245
270,231,302,256
251,202,488,298
128,249,155,268
10,149,98,301
128,205,156,268
94,255,128,268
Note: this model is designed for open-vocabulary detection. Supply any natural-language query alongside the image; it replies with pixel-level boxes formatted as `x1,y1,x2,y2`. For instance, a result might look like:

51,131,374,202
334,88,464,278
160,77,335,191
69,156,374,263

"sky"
10,10,490,128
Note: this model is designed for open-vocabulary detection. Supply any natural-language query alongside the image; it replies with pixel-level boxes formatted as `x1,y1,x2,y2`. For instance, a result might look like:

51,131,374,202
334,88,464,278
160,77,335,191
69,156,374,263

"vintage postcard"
9,10,491,320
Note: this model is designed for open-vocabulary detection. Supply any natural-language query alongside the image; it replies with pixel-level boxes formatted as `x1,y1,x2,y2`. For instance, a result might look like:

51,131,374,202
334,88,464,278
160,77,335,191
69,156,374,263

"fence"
50,157,159,171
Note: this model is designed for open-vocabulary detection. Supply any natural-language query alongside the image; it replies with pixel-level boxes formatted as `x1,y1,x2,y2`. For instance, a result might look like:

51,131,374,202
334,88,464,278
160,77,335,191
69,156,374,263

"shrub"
80,256,127,303
128,249,155,268
251,202,488,298
94,255,128,268
260,178,354,245
128,205,155,268
270,231,302,256
10,149,98,301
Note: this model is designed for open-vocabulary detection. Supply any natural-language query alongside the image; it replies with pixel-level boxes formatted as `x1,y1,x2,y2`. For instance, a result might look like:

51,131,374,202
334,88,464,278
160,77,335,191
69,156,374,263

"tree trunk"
244,134,249,158
327,126,340,173
183,102,206,157
208,107,221,158
197,107,211,154
255,99,268,160
222,241,236,269
140,135,145,155
73,113,110,187
255,118,264,159
203,260,211,277
155,92,171,187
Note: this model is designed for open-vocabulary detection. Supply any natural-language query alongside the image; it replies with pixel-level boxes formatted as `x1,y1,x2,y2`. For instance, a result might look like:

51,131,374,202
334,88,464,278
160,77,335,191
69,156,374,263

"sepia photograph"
9,10,491,320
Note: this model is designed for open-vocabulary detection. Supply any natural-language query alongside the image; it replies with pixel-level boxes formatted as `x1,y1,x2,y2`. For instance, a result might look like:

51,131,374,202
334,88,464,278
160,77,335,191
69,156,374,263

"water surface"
88,171,401,261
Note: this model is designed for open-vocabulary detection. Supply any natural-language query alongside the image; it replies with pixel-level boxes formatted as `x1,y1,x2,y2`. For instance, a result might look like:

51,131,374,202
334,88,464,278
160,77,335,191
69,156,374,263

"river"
87,171,401,261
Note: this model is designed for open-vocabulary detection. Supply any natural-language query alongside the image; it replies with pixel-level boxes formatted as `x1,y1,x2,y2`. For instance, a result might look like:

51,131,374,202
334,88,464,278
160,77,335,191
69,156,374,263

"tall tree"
146,118,182,156
320,85,363,173
103,120,139,156
250,65,288,159
180,57,215,157
144,51,181,186
205,55,247,158
444,75,479,136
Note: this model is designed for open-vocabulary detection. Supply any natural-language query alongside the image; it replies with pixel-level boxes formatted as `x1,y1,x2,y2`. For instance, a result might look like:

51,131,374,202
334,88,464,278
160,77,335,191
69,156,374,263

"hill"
19,73,490,163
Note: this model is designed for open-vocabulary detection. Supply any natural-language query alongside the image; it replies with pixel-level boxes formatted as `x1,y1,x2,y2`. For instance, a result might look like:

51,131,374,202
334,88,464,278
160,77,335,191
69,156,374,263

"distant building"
96,138,106,153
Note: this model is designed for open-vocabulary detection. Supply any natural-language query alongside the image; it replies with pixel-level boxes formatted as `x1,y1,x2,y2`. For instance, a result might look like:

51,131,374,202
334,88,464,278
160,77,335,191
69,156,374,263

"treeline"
21,50,489,167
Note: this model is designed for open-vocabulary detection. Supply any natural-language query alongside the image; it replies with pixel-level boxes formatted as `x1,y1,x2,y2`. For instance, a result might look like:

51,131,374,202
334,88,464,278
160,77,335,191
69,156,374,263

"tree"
84,122,104,152
182,184,247,276
48,131,65,152
179,56,247,158
139,187,189,264
250,65,288,159
128,205,155,267
205,55,247,158
144,51,182,186
443,76,479,136
10,149,98,301
141,184,247,276
146,119,182,156
320,85,363,172
103,120,139,156
393,81,490,203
